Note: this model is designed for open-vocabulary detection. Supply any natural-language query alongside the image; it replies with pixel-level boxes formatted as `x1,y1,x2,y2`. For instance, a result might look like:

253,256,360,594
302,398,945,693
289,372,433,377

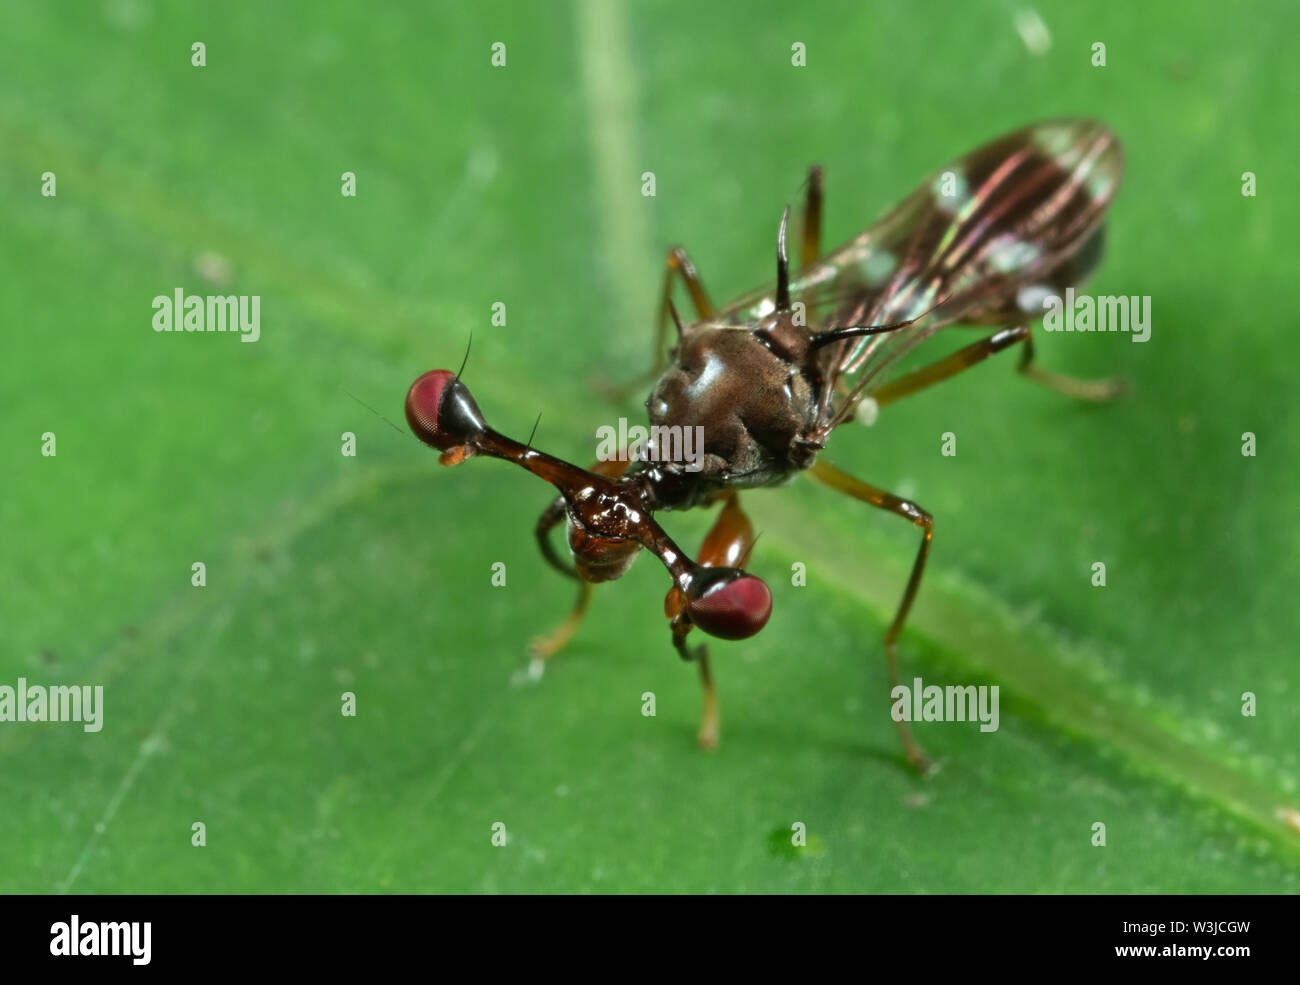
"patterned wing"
723,119,1124,429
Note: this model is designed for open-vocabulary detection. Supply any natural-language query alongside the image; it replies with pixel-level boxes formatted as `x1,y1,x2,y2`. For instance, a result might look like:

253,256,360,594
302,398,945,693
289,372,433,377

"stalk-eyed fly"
406,119,1125,772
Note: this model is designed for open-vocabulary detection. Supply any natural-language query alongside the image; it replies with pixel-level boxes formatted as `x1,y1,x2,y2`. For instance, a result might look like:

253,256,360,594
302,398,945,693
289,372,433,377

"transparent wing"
723,119,1124,430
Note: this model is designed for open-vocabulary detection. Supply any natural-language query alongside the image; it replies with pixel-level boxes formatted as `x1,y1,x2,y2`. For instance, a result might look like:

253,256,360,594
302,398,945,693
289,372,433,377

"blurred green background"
2,0,1297,892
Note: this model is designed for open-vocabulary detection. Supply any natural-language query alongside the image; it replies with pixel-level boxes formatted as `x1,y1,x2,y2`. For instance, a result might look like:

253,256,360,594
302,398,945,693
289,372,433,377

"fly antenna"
775,206,791,313
455,331,473,380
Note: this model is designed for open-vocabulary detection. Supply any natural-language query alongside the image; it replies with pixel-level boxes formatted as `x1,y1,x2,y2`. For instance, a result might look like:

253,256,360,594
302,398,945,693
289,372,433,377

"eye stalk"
686,569,772,640
406,367,773,641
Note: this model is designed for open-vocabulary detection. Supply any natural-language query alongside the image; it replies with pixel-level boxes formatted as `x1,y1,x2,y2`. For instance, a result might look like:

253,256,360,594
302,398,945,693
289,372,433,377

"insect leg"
598,246,714,399
527,582,592,665
1017,327,1128,401
648,246,714,379
535,496,579,581
665,492,756,749
807,459,934,774
660,245,714,322
868,325,1123,409
871,325,1033,408
801,165,824,268
695,647,720,751
528,457,632,666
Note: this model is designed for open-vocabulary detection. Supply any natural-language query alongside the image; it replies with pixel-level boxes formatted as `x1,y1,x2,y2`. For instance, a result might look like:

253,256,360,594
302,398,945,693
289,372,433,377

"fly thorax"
646,327,816,484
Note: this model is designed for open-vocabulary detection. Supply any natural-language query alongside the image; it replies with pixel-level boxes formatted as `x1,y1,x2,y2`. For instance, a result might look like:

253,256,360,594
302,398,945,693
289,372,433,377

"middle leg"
808,459,934,774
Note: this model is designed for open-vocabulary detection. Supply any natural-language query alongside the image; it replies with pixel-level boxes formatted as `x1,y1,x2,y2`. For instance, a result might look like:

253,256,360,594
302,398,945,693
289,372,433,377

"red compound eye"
405,370,486,451
405,369,456,449
688,574,772,640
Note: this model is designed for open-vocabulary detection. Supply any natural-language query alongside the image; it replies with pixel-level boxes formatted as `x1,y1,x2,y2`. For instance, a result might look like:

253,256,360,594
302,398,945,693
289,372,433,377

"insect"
406,118,1125,772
